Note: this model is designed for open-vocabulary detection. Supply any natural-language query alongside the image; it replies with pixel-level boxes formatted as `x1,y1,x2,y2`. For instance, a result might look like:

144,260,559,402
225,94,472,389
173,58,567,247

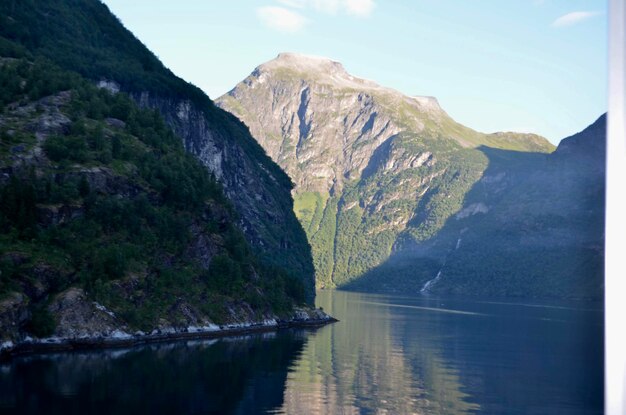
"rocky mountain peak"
218,55,558,289
246,54,461,123
263,52,346,74
253,52,396,94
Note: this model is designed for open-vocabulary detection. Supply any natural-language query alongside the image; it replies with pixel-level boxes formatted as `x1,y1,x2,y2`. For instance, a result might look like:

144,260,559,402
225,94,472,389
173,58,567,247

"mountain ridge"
236,53,555,146
253,53,442,108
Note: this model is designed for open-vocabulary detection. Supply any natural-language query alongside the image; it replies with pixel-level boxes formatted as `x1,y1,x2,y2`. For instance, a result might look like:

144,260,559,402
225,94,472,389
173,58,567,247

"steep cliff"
0,0,314,300
218,53,556,289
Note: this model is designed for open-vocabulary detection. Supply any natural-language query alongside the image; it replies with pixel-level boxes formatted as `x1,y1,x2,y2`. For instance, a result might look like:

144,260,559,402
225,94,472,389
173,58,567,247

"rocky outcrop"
49,288,128,338
0,294,336,359
43,286,334,341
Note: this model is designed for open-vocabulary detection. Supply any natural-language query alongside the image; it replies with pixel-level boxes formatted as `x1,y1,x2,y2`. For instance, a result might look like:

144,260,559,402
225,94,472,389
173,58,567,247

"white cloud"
257,6,308,33
343,0,375,17
275,0,375,18
277,0,307,8
311,0,341,15
551,11,601,27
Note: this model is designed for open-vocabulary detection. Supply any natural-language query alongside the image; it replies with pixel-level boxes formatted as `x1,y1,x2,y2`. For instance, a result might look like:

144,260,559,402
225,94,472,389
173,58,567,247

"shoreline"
0,315,338,361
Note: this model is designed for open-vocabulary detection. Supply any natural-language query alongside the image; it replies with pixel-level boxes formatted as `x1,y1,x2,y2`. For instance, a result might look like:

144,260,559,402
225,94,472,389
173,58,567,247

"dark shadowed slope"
348,114,605,299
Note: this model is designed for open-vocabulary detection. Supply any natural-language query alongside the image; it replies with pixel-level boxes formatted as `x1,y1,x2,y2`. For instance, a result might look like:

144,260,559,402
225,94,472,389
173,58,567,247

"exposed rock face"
0,293,29,341
219,54,551,194
121,91,315,299
218,53,555,288
49,288,128,338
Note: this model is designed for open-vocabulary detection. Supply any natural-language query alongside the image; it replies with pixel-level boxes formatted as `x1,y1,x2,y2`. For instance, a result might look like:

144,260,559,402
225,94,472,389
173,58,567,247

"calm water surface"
0,291,603,414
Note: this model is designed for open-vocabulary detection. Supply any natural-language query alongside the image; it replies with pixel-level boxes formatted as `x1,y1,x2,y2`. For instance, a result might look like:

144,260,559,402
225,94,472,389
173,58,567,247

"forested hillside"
0,0,315,300
0,2,330,347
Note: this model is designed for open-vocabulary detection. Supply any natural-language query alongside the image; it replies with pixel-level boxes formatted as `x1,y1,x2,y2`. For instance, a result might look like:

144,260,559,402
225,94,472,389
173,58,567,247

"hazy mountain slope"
0,1,314,299
439,114,605,298
0,58,310,343
217,53,555,289
350,115,605,299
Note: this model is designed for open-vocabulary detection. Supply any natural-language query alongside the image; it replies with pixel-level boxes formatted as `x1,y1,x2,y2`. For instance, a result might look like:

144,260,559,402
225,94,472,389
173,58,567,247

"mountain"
0,3,331,350
352,115,605,299
0,1,314,301
218,53,564,293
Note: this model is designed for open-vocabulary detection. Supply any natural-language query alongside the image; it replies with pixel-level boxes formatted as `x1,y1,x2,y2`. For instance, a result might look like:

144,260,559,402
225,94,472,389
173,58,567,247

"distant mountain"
353,115,605,299
553,113,605,167
218,53,584,296
0,1,315,301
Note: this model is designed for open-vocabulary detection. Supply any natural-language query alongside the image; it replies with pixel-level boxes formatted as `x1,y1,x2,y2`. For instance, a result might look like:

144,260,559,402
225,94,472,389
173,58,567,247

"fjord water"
0,291,602,414
281,291,603,414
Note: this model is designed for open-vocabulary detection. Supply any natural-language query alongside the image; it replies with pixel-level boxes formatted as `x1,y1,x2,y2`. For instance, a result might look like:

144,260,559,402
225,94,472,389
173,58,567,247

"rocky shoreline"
0,309,338,361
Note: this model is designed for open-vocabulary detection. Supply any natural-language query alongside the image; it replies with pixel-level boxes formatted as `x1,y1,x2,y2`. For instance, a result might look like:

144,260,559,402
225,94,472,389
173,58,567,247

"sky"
101,0,607,145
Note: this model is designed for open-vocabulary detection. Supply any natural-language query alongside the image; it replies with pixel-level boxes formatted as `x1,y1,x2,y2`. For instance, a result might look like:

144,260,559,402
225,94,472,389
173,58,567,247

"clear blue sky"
101,0,607,144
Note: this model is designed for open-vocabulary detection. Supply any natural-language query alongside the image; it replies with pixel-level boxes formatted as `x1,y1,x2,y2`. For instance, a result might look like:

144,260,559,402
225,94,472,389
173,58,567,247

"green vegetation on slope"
0,58,306,335
0,0,204,105
288,131,501,288
309,197,339,288
293,191,327,234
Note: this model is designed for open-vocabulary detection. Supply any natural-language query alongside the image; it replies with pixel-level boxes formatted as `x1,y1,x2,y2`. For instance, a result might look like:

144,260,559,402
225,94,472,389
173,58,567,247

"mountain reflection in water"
0,332,305,414
0,290,602,414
